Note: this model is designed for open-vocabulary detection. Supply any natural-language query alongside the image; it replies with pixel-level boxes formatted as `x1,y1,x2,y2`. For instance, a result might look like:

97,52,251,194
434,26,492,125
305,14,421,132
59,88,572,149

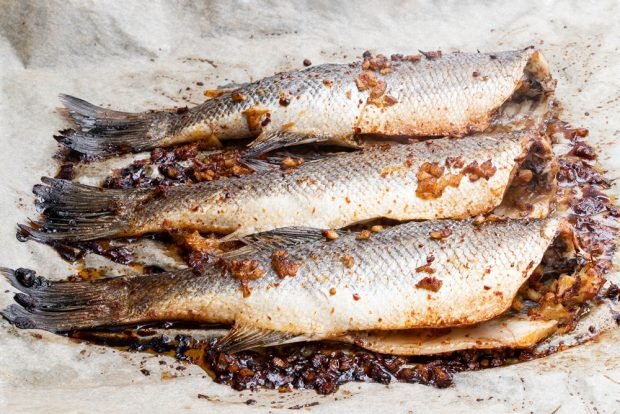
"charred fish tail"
55,94,175,156
0,267,127,332
18,177,148,242
1,267,206,332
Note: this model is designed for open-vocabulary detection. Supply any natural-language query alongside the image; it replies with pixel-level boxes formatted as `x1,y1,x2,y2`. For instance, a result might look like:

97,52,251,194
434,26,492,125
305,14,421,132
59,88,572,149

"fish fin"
219,245,258,259
266,151,344,164
238,158,277,173
20,177,147,242
240,151,341,172
217,324,309,353
222,227,337,258
243,227,335,250
244,130,330,158
218,228,254,243
0,267,124,332
55,94,173,156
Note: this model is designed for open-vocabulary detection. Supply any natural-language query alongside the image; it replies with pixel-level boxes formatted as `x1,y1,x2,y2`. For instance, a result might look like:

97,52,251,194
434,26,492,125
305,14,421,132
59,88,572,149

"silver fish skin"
2,218,563,338
56,48,553,157
25,130,547,242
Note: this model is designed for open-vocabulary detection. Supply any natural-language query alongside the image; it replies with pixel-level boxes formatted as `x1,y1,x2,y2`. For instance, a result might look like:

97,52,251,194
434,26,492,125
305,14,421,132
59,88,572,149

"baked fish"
2,218,565,352
56,48,553,157
23,130,552,242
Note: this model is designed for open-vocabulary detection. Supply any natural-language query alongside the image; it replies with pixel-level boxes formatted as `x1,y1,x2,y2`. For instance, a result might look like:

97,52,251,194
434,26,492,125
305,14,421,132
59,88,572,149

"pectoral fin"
216,324,311,353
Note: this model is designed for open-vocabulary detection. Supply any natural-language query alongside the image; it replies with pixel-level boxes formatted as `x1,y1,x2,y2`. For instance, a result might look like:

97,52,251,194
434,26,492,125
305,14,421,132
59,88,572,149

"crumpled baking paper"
0,1,618,412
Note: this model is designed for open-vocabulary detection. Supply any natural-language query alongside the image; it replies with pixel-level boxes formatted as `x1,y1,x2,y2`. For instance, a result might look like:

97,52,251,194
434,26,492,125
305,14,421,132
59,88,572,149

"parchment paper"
0,1,618,412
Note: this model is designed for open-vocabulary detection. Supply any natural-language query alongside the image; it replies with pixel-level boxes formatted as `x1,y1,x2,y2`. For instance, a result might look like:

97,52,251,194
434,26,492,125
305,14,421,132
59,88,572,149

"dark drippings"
71,328,549,394
104,143,253,189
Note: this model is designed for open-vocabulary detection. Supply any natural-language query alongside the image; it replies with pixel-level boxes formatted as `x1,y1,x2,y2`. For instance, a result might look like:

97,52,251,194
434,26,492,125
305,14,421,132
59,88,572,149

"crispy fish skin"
24,130,546,242
56,48,553,157
2,218,563,337
341,316,558,355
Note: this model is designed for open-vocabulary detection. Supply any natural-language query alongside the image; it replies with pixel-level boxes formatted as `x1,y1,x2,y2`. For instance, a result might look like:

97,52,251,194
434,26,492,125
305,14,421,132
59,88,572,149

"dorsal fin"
244,130,330,159
241,147,342,172
222,226,343,259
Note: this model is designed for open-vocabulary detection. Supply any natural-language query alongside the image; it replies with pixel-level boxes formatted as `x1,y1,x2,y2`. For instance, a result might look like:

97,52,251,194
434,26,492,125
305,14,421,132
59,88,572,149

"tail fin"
1,267,126,332
1,267,201,332
19,177,147,242
55,94,174,156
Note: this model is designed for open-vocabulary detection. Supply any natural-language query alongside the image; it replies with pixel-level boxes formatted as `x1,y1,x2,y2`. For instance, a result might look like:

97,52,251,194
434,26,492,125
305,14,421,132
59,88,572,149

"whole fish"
2,218,565,353
56,48,553,157
23,130,551,242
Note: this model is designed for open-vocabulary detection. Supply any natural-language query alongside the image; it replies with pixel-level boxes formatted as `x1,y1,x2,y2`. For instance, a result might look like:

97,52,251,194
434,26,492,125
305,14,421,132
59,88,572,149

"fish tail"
55,94,175,156
19,177,146,242
1,267,203,332
1,267,128,332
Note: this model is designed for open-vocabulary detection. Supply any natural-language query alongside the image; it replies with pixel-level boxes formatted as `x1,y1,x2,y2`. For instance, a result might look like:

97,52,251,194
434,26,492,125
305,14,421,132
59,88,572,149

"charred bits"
419,50,442,60
415,254,436,274
355,51,394,106
242,107,270,132
220,258,266,297
231,91,246,102
430,227,452,241
280,156,304,170
56,163,75,180
271,250,301,279
322,230,339,240
568,141,597,160
390,53,422,62
416,162,460,199
279,91,291,106
416,277,443,292
462,160,496,182
341,255,355,268
445,156,464,169
557,159,609,188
